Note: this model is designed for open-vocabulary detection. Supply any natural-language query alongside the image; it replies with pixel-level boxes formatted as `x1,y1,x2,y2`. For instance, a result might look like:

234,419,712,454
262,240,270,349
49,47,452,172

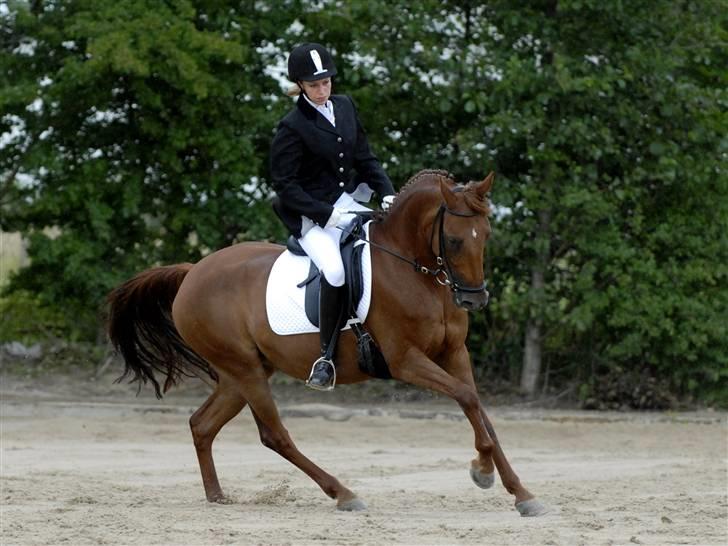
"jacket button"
339,167,344,172
337,137,342,142
338,152,344,158
339,182,345,187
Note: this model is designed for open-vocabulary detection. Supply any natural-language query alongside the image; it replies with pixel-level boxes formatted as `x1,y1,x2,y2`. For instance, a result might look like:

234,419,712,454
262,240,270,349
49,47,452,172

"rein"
339,205,488,297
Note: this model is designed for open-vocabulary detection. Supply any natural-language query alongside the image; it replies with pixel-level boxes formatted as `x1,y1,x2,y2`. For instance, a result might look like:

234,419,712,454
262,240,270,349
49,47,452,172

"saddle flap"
265,221,373,336
302,229,365,329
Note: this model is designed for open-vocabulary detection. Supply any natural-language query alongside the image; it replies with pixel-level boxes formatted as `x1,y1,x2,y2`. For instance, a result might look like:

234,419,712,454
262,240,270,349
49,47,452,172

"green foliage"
2,0,726,405
0,290,83,343
2,0,288,331
467,0,727,403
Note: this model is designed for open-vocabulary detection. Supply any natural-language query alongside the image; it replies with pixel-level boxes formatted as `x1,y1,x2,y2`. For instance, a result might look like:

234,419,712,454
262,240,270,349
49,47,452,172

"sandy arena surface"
1,376,727,546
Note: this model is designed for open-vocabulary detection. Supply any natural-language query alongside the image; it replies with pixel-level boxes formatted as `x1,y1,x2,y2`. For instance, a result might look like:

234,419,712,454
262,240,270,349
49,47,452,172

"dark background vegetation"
2,0,726,408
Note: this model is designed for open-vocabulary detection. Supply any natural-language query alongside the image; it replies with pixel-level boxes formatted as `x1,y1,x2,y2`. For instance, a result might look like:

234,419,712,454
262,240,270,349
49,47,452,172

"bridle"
427,204,489,297
341,203,489,301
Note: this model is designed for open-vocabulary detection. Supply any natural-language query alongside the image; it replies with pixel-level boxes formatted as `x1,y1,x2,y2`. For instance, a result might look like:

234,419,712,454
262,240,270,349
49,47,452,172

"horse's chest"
442,314,468,348
404,303,466,355
423,321,464,356
422,326,447,355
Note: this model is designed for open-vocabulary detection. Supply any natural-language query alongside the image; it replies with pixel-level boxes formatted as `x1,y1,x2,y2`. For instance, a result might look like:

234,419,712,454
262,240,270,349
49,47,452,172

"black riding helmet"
287,43,337,82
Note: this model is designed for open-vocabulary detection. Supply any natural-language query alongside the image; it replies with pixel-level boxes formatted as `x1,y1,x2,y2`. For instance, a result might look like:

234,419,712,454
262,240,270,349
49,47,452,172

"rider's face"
300,78,332,105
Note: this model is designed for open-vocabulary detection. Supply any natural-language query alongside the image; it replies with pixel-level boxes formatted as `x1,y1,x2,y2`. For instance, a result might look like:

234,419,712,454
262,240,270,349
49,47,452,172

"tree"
2,0,288,336
471,0,728,402
2,0,726,405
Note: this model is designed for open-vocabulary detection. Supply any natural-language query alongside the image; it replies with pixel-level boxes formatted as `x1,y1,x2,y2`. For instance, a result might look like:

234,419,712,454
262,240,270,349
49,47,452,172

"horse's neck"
370,184,465,321
372,188,440,266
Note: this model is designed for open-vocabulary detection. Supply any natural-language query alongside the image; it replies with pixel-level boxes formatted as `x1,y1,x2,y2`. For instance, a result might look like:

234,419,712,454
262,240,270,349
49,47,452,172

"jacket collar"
297,94,339,135
296,94,318,120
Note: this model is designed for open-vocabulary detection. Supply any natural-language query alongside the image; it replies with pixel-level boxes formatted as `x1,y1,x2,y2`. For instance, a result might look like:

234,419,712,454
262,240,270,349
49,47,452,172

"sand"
1,379,726,546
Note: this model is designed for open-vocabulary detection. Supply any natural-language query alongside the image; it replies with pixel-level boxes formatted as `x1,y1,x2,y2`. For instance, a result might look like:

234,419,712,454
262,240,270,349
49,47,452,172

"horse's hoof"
516,498,548,517
469,466,495,489
337,497,367,511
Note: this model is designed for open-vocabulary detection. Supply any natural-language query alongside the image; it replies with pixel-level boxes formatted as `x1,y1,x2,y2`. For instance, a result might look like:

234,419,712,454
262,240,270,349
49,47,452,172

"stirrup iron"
306,357,336,391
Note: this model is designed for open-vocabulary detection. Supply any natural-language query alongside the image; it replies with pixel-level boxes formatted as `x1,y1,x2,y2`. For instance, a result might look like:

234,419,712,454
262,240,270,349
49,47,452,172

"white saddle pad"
265,223,372,336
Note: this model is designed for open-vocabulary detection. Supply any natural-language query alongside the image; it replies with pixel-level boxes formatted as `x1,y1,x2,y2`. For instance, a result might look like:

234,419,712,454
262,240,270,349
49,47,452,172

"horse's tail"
106,264,217,399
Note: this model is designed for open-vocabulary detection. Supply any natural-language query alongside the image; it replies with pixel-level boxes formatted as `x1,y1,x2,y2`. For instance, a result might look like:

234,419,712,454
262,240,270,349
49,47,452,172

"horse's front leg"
392,348,496,480
442,346,547,516
392,346,546,516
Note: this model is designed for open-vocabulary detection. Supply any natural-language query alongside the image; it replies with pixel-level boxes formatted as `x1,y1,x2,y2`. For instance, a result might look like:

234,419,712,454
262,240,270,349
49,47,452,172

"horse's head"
380,169,494,311
435,172,494,311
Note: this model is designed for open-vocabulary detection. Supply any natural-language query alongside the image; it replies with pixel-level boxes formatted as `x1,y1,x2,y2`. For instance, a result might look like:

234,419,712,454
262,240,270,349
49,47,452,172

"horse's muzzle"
454,288,490,311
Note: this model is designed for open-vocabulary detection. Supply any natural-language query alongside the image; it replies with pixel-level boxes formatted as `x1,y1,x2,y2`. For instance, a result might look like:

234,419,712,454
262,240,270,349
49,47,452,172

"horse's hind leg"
190,376,248,503
237,365,365,511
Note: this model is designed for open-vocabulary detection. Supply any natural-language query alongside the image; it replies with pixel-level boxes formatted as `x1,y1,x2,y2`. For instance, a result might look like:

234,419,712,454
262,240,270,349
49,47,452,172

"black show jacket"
270,94,394,237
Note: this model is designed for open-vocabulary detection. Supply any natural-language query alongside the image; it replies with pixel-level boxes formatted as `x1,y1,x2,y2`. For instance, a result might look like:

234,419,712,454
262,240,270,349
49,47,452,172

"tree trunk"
521,0,558,396
521,269,544,395
521,208,551,395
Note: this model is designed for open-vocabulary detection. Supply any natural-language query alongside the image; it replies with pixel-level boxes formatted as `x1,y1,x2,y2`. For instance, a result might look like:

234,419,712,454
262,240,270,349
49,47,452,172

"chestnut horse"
107,169,545,517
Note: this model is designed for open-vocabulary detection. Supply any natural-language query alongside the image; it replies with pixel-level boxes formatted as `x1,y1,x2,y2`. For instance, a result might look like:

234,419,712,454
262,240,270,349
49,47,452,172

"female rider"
269,43,395,391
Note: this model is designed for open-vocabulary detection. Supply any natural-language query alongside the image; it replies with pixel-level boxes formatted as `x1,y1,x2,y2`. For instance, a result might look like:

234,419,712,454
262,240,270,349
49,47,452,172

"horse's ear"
439,177,458,209
475,172,495,198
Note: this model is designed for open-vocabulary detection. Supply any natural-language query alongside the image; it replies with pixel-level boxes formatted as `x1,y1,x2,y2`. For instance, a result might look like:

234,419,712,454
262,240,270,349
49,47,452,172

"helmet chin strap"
297,81,308,99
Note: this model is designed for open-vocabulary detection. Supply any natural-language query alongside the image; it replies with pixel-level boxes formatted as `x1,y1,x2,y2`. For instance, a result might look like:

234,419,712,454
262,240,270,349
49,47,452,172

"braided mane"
388,169,490,216
398,169,456,196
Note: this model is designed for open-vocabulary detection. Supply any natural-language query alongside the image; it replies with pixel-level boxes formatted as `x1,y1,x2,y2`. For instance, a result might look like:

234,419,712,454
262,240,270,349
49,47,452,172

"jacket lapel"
315,114,339,136
297,95,340,136
331,96,355,141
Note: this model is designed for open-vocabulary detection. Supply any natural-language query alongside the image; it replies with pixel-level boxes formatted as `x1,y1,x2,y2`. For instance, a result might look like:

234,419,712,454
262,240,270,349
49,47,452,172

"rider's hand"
381,195,395,211
325,207,343,228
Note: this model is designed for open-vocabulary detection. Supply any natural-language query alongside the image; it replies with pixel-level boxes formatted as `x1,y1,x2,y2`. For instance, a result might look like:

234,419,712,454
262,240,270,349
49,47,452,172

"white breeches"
298,193,371,287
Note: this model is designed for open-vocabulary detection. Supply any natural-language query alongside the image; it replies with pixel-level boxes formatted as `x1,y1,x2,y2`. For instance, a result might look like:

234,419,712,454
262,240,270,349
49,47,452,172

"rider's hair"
286,84,301,97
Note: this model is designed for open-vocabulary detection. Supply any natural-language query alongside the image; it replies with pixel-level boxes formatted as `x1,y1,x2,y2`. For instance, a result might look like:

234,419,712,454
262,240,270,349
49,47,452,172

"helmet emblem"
310,50,327,76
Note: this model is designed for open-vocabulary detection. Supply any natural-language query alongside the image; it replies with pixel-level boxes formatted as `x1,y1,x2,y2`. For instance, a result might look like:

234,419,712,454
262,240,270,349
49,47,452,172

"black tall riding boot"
306,278,347,391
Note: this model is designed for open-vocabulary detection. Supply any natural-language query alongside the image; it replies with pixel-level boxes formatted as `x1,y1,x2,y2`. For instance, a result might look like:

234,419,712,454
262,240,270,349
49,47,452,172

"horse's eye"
447,236,463,252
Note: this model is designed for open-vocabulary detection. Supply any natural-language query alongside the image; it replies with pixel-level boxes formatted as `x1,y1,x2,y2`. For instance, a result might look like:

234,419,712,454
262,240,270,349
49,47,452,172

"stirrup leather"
306,357,337,391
